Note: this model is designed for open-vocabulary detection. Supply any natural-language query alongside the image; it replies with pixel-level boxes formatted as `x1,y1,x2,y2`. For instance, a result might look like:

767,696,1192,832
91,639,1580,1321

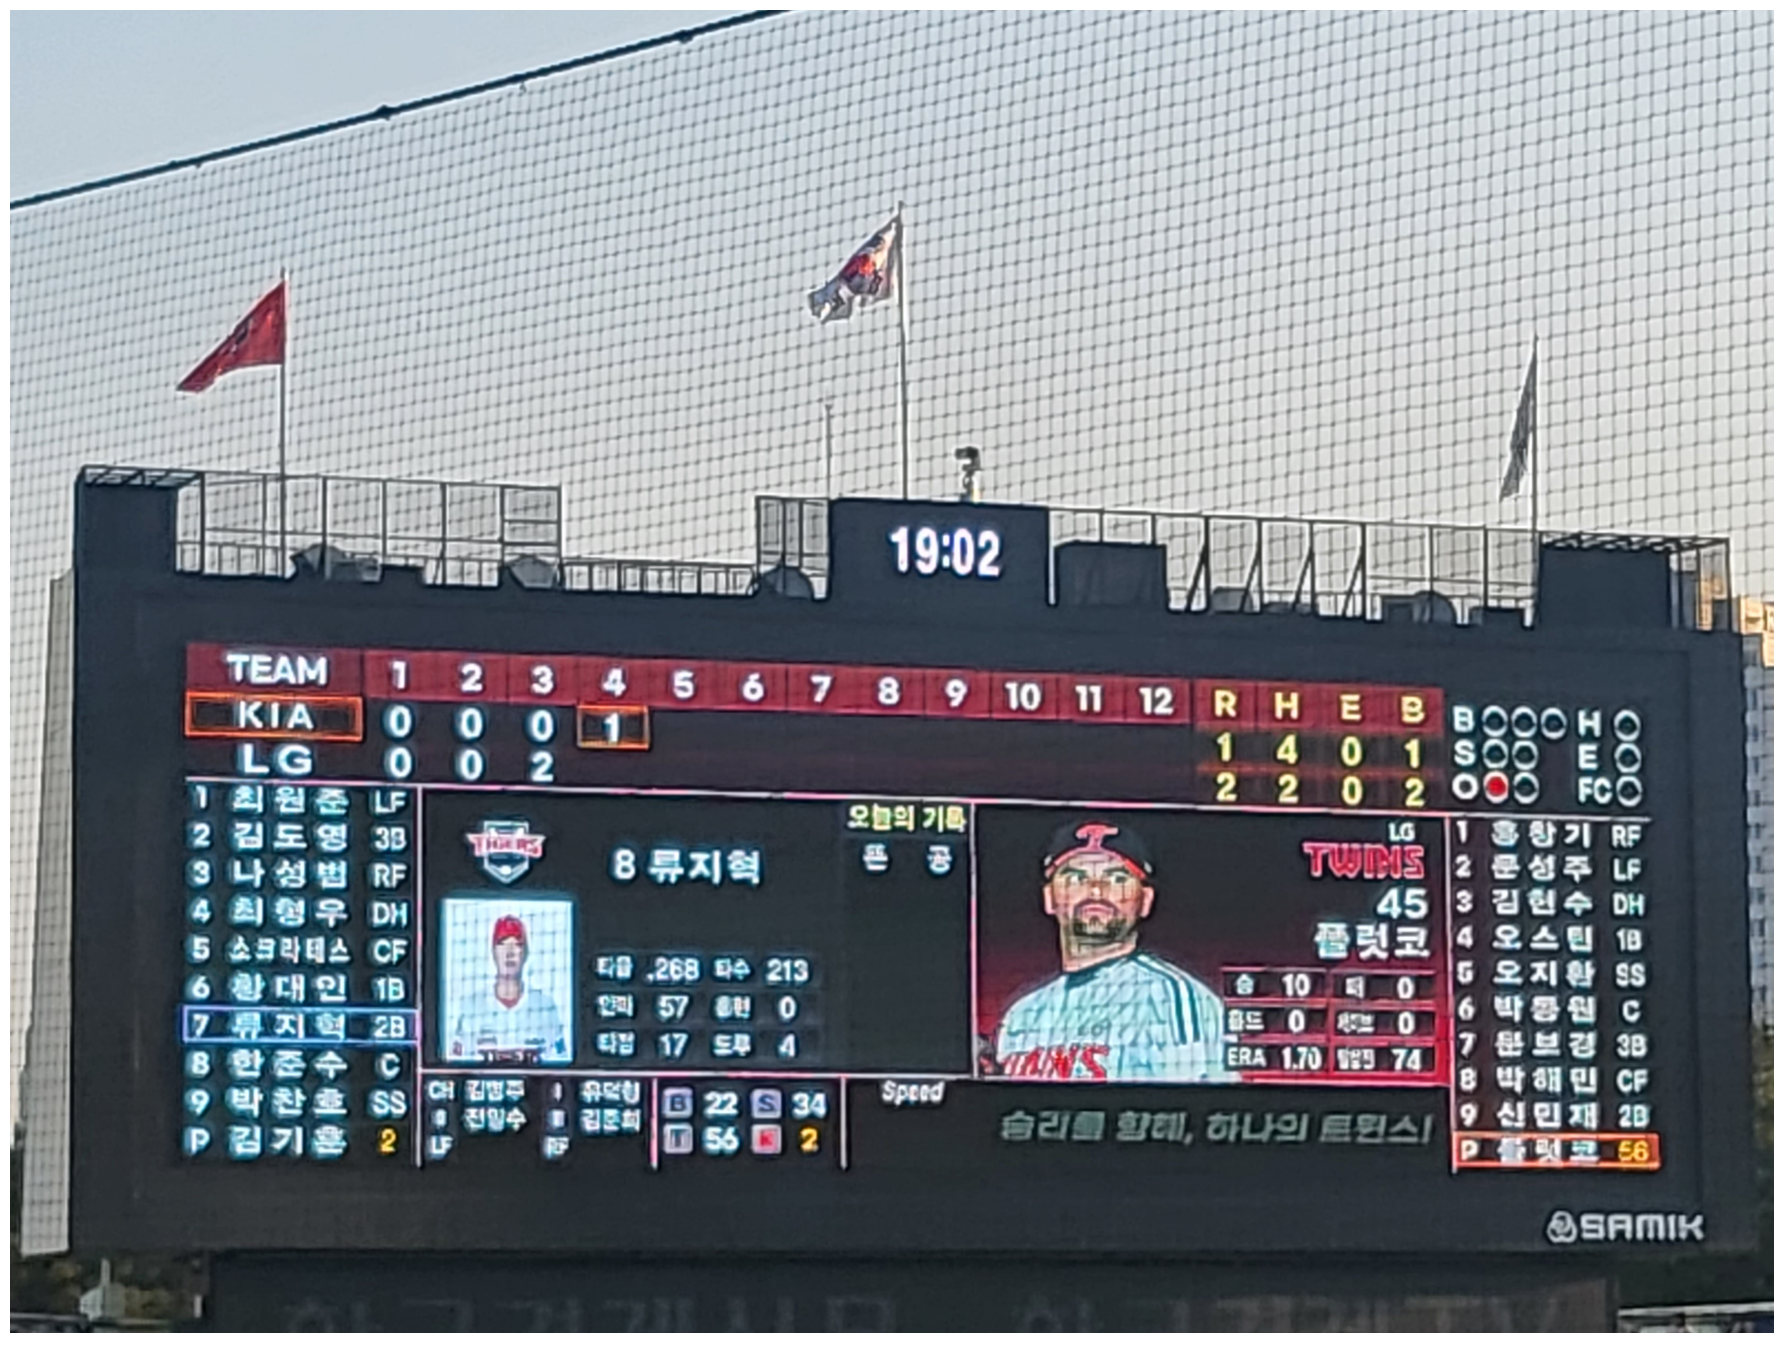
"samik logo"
465,820,546,884
1546,1209,1704,1245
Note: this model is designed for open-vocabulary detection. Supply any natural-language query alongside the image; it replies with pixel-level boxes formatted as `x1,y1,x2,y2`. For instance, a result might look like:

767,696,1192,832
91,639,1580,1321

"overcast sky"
11,10,730,202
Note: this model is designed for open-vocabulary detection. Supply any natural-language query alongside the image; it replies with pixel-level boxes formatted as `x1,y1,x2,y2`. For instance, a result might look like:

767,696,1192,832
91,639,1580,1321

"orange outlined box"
576,704,652,750
184,692,363,742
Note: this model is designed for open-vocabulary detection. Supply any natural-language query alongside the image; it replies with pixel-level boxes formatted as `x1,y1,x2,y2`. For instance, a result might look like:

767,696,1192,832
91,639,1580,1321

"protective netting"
9,11,1772,1094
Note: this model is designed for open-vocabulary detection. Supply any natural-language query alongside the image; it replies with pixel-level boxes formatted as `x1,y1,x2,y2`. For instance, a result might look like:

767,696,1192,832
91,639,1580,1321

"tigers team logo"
465,819,546,884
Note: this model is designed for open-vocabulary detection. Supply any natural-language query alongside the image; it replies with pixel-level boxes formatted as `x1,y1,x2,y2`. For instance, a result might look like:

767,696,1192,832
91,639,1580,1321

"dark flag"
177,282,286,393
1499,344,1537,500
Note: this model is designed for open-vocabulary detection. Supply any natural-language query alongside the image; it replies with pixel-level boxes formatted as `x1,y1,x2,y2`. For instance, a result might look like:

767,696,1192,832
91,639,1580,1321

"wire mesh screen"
8,11,1773,1094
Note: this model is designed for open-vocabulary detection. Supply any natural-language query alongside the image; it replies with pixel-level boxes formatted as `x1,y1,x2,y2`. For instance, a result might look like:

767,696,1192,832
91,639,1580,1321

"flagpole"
1529,335,1539,551
278,267,289,569
896,201,910,500
822,398,835,499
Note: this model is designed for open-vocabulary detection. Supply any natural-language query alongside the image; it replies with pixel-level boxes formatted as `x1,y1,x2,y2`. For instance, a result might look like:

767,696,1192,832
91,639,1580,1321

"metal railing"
144,467,564,586
756,496,1732,631
560,557,758,597
110,466,757,596
754,496,831,599
90,468,1731,627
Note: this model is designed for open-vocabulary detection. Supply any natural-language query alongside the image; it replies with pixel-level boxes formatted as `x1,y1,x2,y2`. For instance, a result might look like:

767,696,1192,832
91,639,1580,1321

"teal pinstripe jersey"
994,952,1235,1082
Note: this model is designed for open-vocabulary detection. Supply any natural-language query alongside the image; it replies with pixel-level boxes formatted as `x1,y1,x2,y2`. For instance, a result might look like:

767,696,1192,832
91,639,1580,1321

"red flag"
177,282,286,393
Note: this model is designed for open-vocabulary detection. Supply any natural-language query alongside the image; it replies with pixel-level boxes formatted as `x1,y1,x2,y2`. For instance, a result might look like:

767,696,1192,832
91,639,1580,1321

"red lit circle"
1483,771,1510,803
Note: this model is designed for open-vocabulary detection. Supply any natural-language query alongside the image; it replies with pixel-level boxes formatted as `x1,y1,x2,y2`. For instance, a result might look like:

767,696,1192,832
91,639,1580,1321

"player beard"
1067,908,1135,947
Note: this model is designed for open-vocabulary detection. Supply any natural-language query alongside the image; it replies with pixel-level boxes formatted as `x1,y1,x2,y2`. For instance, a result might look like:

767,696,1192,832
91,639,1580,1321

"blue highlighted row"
181,1003,419,1047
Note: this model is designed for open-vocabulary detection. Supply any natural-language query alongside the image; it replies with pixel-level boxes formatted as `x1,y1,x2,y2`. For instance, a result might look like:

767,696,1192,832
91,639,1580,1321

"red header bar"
185,645,1442,731
186,644,360,693
1195,679,1437,732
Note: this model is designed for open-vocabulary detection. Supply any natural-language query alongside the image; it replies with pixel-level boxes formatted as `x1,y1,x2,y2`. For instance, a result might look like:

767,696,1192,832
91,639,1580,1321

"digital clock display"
828,498,1049,612
887,524,1002,578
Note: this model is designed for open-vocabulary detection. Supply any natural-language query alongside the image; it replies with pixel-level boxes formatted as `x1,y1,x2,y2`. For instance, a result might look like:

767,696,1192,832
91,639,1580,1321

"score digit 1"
577,705,651,751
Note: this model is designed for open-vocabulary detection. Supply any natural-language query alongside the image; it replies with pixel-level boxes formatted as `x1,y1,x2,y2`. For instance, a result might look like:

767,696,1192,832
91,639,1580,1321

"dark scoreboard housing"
49,481,1754,1260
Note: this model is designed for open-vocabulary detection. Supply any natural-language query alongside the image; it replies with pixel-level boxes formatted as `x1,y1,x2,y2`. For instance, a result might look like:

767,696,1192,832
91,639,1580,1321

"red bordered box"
634,658,716,709
1056,674,1124,723
1377,685,1443,734
1193,679,1258,730
437,652,509,701
782,664,850,715
1257,681,1314,730
922,668,995,719
838,666,924,716
365,650,450,699
989,672,1062,721
708,662,790,712
503,654,578,705
186,643,358,693
575,656,648,705
1119,676,1191,725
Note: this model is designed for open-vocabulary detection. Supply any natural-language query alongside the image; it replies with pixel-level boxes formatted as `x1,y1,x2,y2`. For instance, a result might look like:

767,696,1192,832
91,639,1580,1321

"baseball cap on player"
1043,820,1153,880
491,914,528,945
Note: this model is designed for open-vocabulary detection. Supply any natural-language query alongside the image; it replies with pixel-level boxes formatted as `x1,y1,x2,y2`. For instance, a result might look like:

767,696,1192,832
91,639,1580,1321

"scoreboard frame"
52,481,1756,1258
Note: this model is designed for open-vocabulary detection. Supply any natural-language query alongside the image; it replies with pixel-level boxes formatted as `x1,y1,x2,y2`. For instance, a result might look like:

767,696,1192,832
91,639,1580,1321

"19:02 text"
888,526,1002,579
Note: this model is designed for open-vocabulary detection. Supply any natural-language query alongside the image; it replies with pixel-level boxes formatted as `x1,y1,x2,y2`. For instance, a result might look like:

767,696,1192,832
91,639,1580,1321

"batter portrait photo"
976,812,1236,1083
438,895,574,1065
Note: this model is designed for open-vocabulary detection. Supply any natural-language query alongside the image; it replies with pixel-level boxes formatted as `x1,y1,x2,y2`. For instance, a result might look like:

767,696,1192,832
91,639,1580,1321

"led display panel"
61,487,1755,1257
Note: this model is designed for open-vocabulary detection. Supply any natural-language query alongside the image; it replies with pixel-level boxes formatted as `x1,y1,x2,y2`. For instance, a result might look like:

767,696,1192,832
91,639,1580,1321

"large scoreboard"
59,487,1755,1258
